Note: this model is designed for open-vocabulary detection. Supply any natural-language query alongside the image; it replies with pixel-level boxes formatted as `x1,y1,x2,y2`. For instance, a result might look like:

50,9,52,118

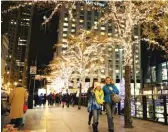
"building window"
71,29,75,32
63,28,68,31
64,17,68,21
80,20,84,23
72,24,75,27
63,23,68,26
63,34,67,37
101,32,105,35
101,27,105,30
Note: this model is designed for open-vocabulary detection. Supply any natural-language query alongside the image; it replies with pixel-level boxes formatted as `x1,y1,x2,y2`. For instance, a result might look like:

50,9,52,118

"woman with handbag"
103,77,119,132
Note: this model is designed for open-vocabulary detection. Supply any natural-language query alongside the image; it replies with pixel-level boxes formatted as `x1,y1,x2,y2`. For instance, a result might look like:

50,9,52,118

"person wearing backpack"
103,77,119,132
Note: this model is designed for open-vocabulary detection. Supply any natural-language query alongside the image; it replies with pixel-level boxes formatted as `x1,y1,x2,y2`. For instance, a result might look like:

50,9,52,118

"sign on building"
30,66,37,74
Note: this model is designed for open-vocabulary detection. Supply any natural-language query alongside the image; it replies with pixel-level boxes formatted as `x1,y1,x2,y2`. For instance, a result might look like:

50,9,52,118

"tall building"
3,5,34,88
1,35,9,88
56,2,141,94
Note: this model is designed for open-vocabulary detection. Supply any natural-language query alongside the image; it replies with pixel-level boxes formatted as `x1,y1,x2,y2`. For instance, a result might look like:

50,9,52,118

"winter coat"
103,84,119,104
9,87,28,119
87,89,103,112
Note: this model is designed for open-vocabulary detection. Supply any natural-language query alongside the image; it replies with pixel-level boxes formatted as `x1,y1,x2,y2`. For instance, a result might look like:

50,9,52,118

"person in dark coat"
39,93,43,106
43,94,46,106
61,94,66,108
66,93,71,108
34,93,39,107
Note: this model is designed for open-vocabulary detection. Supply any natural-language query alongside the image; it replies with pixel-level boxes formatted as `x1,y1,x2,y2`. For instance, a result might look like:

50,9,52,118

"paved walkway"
17,105,168,132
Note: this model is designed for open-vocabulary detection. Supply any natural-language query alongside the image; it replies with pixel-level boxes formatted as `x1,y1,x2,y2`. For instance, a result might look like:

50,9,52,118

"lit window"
63,23,68,26
62,44,67,48
63,34,67,37
63,28,68,31
72,24,75,27
108,33,112,36
134,35,139,39
71,29,75,32
62,39,67,43
72,19,75,22
101,32,105,35
80,20,84,23
101,69,105,73
108,48,112,51
115,49,119,52
94,21,98,24
94,26,98,29
101,27,105,30
64,18,68,21
116,70,119,73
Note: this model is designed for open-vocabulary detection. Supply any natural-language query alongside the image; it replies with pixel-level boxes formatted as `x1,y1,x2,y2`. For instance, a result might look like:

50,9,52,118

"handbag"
111,93,121,103
23,103,28,113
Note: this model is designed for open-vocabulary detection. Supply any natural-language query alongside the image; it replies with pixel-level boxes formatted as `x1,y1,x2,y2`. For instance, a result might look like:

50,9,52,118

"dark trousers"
10,118,22,128
88,111,93,123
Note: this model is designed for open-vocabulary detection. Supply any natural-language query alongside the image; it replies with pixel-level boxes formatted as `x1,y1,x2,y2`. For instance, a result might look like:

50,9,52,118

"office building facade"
56,3,141,93
3,5,34,88
1,35,9,87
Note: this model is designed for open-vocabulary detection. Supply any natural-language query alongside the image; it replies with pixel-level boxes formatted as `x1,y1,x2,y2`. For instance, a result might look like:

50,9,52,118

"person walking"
87,80,98,126
66,93,71,108
43,94,47,106
103,77,119,132
39,93,43,106
92,82,104,132
9,84,28,128
61,94,66,108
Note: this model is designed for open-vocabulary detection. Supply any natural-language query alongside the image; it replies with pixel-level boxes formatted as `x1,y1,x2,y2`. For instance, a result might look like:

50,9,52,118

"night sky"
29,7,59,68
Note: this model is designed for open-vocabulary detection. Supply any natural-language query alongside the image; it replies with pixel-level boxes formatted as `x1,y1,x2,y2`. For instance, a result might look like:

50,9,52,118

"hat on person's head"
94,82,101,89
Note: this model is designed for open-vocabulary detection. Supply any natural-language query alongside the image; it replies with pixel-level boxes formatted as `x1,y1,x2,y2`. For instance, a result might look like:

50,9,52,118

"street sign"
30,66,37,74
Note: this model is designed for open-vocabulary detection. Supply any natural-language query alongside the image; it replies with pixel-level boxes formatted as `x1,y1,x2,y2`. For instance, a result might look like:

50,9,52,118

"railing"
80,94,168,125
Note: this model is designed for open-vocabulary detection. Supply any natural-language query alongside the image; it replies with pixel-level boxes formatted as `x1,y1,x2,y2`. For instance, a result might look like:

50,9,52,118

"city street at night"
1,1,168,132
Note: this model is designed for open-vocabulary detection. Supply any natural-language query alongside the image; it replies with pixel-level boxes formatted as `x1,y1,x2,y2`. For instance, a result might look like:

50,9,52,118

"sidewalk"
17,105,168,132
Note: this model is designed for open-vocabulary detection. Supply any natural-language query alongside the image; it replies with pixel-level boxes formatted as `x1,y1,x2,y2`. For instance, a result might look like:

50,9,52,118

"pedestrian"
43,94,47,106
87,80,98,125
66,93,71,108
72,93,76,107
103,76,119,132
9,84,28,128
34,93,39,107
87,82,104,132
39,93,43,106
48,93,52,106
52,93,55,105
61,94,66,108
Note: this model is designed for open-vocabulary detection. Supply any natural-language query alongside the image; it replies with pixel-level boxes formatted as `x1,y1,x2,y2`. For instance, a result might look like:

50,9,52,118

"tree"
58,29,111,109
